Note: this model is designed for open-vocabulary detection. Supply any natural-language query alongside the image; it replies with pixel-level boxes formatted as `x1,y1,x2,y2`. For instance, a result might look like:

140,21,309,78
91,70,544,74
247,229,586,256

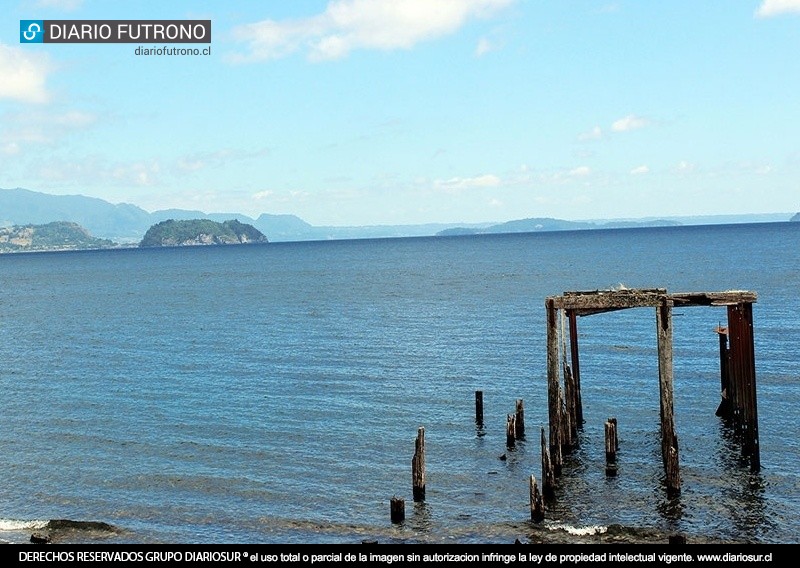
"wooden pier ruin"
545,288,760,497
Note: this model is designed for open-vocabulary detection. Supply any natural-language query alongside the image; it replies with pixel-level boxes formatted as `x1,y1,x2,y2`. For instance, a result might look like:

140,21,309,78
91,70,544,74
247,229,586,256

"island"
791,212,799,222
0,221,116,253
139,219,268,247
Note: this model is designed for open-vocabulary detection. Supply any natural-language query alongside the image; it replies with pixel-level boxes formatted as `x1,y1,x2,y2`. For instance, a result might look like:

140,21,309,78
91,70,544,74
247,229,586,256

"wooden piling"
506,414,516,447
656,296,680,495
390,497,405,523
515,399,525,439
605,419,618,476
529,475,545,522
610,416,619,450
412,427,425,502
741,302,760,472
541,427,555,498
564,364,578,443
715,326,731,418
546,299,563,474
567,309,583,426
728,303,760,471
475,390,484,426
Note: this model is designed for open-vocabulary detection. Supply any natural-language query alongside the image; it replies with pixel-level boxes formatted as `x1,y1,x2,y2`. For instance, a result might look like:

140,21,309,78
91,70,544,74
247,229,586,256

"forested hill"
139,219,268,247
0,221,115,253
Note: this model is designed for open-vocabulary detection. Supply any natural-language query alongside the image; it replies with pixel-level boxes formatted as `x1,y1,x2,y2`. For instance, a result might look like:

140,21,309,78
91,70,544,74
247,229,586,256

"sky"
1,1,799,226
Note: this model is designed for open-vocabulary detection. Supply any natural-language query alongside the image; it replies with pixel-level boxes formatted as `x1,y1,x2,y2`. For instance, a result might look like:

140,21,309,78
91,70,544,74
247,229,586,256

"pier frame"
545,288,759,495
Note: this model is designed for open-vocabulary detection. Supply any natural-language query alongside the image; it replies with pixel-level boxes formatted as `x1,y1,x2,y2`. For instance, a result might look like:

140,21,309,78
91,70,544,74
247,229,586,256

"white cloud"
229,0,515,62
755,0,800,17
578,125,603,141
568,166,591,177
611,114,649,132
434,173,501,193
630,165,649,175
0,109,97,148
676,160,695,173
0,44,52,104
35,156,161,187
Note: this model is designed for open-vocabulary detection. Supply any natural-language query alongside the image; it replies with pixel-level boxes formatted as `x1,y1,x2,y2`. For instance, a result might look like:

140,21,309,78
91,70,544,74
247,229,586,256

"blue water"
0,222,798,544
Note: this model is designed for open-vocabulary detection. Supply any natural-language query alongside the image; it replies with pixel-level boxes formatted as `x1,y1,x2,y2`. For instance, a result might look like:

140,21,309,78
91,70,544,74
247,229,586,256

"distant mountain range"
0,187,796,243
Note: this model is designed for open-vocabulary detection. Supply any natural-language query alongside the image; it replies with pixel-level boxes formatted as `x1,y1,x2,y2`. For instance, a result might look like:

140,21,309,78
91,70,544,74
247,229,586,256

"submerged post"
605,419,618,476
529,475,545,522
475,390,484,426
506,414,516,448
390,497,405,523
412,427,425,502
541,427,555,499
515,399,525,439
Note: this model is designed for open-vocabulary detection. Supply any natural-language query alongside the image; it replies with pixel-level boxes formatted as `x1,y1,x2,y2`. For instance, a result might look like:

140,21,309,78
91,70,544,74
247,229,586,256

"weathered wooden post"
656,295,680,495
475,390,484,426
715,326,731,418
567,309,583,426
728,302,760,471
390,497,405,523
546,298,564,475
412,427,425,502
605,419,618,476
506,414,516,448
741,302,760,472
541,427,555,498
529,475,545,522
564,364,577,443
515,399,525,439
610,416,619,450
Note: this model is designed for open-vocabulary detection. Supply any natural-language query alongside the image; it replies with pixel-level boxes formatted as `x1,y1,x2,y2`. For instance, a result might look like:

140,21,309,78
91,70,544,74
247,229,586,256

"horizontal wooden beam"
670,291,757,306
547,288,756,314
549,289,668,311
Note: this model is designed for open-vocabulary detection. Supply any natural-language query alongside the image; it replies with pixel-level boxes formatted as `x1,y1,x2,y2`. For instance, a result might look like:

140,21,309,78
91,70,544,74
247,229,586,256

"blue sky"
1,1,798,226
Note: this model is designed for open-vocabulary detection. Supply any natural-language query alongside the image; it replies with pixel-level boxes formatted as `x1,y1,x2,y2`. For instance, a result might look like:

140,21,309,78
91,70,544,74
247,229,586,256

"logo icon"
20,20,44,43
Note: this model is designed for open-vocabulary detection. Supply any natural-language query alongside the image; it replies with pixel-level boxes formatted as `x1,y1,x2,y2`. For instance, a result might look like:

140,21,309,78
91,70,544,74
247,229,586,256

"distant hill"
139,219,268,248
437,217,681,236
0,221,116,253
791,212,800,222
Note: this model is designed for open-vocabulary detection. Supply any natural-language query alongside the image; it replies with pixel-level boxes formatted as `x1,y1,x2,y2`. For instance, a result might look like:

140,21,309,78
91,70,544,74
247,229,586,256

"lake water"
1,222,798,544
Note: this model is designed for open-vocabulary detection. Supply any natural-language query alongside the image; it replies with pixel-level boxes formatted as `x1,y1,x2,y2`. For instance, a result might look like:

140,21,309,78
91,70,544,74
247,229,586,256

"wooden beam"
549,289,667,311
548,289,757,314
671,291,757,306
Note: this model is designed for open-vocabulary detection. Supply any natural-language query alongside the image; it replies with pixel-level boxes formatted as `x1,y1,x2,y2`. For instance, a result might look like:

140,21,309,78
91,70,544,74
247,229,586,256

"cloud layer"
755,0,800,17
230,0,514,62
0,44,52,104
